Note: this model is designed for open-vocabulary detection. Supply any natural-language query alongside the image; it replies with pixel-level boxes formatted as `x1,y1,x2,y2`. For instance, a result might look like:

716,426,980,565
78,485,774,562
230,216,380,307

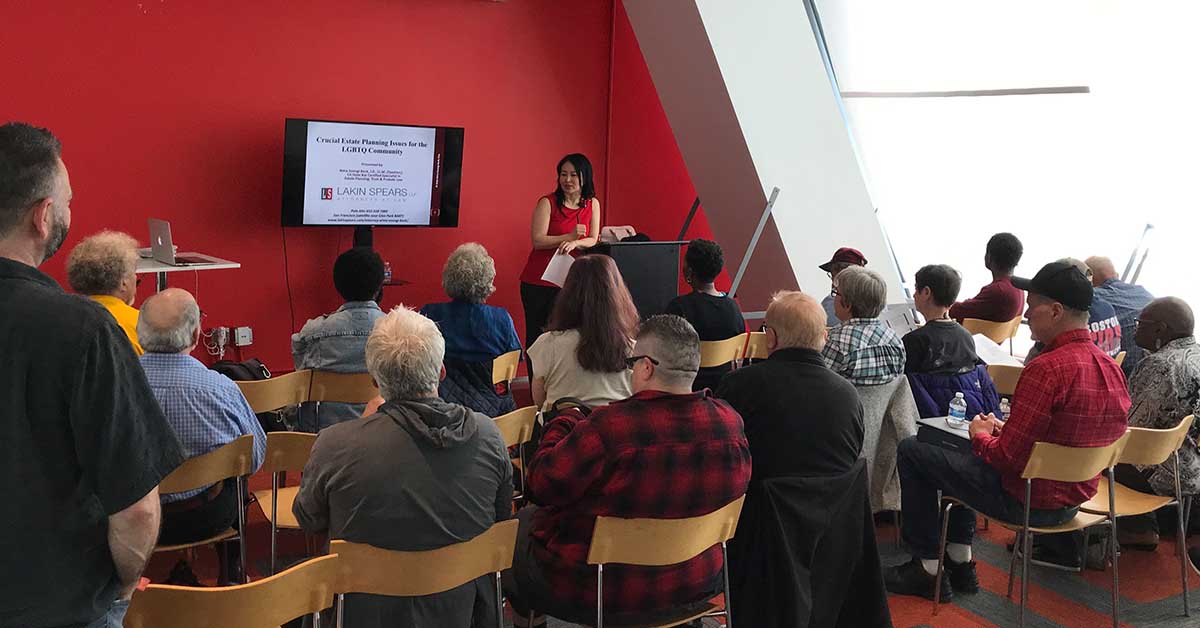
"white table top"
136,254,240,275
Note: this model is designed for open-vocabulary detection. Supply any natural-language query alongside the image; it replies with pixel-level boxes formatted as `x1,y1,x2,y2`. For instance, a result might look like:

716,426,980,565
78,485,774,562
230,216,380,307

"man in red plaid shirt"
886,260,1130,602
503,315,751,626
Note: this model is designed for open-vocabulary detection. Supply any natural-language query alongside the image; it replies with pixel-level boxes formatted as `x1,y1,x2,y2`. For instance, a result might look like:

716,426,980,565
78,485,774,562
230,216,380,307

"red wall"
4,0,613,368
5,0,721,368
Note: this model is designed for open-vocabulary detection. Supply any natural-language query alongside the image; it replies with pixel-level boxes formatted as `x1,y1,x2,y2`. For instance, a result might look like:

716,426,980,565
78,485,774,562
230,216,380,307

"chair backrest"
309,370,379,404
743,331,770,360
986,364,1024,397
124,553,339,628
1021,432,1129,483
159,434,256,495
331,519,519,597
1115,351,1127,366
237,369,313,413
962,317,1021,345
587,496,745,567
492,349,522,385
262,431,319,474
1119,415,1194,466
494,406,538,449
698,333,748,368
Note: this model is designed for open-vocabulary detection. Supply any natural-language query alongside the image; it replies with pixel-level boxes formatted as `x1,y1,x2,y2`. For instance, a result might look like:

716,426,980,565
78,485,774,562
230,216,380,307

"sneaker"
884,557,952,602
944,557,979,594
165,559,202,587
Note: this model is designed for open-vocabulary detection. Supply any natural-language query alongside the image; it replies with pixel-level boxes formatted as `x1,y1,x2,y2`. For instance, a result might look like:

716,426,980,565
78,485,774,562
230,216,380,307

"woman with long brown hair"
527,254,638,410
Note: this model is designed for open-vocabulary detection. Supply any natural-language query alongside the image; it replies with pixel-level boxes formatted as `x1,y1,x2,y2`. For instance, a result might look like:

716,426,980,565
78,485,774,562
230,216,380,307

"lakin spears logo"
321,187,334,200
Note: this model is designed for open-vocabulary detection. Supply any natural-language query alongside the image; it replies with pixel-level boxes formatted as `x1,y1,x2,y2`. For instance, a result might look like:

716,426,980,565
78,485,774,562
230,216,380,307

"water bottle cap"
955,392,964,398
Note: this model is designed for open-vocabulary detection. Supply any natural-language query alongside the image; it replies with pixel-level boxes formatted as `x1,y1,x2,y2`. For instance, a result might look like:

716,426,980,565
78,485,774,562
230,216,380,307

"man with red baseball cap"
818,247,867,326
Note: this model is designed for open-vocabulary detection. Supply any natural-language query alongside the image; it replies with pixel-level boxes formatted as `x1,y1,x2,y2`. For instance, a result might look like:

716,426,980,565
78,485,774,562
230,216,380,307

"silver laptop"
148,218,212,266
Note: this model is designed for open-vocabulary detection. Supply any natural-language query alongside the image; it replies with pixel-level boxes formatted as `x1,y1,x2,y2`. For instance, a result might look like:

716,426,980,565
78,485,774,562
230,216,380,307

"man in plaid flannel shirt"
504,315,751,626
885,261,1130,602
822,265,906,385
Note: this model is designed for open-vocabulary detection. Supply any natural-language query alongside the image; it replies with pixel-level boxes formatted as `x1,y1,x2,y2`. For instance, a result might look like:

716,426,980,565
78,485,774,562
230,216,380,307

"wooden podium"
602,240,687,318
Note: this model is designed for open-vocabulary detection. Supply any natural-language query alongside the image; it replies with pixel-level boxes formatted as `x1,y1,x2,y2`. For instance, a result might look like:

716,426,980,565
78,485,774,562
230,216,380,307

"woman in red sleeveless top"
519,153,602,356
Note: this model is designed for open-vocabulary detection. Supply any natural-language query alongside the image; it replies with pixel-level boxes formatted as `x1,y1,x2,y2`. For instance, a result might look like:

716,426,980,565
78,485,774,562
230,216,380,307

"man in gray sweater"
294,306,512,627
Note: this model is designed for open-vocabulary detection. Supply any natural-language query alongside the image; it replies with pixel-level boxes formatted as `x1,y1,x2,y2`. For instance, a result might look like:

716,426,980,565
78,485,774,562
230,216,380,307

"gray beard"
42,215,69,262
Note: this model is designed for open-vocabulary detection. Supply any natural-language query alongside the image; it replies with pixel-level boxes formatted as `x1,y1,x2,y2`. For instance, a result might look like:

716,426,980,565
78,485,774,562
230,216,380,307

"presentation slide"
302,121,438,226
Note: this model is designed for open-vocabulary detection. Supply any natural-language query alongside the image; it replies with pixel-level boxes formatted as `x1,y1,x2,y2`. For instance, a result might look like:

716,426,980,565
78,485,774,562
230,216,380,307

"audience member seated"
1087,255,1155,375
505,315,751,626
1025,258,1122,361
420,242,522,417
66,230,144,354
528,254,636,411
1115,296,1200,549
817,246,868,326
137,288,266,585
294,306,512,628
718,291,890,627
823,266,905,385
292,247,386,430
665,238,745,392
1,122,183,628
949,232,1025,323
903,264,1002,419
885,261,1129,601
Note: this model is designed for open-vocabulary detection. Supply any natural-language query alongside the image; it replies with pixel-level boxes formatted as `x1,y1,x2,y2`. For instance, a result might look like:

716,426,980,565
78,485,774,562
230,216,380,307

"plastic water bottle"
1000,398,1011,418
947,392,968,428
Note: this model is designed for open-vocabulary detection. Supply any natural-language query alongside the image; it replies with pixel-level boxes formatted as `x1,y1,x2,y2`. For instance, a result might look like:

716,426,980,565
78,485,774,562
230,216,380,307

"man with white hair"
822,266,906,385
294,306,512,628
66,230,144,354
1087,255,1155,375
1,122,182,628
138,288,266,584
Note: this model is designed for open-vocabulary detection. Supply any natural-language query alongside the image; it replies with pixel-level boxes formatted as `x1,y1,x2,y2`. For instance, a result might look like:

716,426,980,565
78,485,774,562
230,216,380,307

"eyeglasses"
625,355,660,369
830,287,840,296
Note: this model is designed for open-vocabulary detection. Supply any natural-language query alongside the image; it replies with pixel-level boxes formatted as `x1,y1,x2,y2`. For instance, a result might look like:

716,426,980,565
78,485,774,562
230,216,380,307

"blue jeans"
897,436,1077,559
85,598,130,628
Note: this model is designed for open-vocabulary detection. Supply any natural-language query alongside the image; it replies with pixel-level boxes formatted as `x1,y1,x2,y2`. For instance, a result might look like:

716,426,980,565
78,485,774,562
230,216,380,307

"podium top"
136,254,240,275
605,240,690,246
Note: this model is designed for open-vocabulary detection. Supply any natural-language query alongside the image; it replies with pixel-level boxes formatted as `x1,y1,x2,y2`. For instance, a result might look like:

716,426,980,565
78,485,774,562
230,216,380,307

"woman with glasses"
527,254,637,411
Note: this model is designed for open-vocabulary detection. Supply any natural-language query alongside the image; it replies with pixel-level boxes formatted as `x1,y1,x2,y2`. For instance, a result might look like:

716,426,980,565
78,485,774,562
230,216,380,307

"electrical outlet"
213,327,230,349
233,326,253,346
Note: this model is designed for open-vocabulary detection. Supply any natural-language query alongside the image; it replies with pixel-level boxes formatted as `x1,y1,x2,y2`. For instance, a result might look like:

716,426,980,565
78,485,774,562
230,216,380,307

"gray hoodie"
294,397,512,627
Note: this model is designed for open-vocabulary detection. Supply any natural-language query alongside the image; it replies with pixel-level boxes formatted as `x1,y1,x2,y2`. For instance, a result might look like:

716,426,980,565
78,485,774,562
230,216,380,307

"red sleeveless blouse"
519,194,594,287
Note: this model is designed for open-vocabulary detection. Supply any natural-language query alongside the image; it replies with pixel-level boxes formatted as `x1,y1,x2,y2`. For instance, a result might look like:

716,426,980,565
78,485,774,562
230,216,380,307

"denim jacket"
291,301,385,430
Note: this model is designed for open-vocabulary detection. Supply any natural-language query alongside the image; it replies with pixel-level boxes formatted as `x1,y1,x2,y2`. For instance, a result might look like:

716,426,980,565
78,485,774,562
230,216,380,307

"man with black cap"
884,260,1130,602
818,247,867,326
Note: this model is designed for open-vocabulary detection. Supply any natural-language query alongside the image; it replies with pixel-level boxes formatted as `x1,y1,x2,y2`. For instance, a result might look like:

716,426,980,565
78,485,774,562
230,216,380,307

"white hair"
442,242,497,304
366,306,446,401
137,297,201,353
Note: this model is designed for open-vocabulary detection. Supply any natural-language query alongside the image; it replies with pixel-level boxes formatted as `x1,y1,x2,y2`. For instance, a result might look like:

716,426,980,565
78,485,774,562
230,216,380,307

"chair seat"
253,486,302,529
1079,477,1174,516
601,602,720,628
944,497,1110,533
155,528,238,553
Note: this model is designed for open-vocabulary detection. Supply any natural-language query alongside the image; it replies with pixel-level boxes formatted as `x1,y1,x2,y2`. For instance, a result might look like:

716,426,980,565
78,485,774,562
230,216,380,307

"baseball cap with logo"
1011,261,1093,311
818,247,868,272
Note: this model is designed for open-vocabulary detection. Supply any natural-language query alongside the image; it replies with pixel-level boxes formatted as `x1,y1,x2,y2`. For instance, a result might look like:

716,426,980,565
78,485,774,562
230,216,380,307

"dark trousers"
519,282,559,369
1113,463,1174,535
897,437,1076,559
160,480,242,582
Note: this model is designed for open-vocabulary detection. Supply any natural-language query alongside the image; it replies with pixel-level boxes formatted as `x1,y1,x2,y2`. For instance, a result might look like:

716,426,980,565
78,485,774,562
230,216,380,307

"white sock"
921,558,940,575
947,543,973,563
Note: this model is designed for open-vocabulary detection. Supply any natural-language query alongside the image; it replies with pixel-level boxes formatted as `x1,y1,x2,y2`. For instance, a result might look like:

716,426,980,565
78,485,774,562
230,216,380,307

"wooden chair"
309,371,379,421
963,316,1022,354
492,349,522,386
155,435,257,584
495,406,538,500
933,434,1129,628
986,364,1024,398
699,333,748,369
1115,351,1127,366
1081,416,1195,617
236,369,312,413
329,519,519,628
743,331,770,361
252,431,319,575
124,553,340,628
586,496,745,628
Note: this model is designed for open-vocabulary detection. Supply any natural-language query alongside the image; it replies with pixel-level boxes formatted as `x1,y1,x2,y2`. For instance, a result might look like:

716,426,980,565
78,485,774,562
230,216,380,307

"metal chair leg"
933,501,953,615
336,592,345,628
270,472,279,575
236,475,248,584
722,541,734,628
1176,457,1191,616
495,572,504,628
596,564,604,628
1020,527,1032,628
1107,471,1120,628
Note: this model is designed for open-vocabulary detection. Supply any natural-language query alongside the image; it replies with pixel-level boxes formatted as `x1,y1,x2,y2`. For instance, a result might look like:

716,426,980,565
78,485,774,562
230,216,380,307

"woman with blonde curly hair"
66,230,144,354
420,242,522,416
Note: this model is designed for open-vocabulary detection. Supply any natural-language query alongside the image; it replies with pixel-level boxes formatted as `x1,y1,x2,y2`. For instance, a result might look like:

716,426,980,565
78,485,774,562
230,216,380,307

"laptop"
148,218,214,266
